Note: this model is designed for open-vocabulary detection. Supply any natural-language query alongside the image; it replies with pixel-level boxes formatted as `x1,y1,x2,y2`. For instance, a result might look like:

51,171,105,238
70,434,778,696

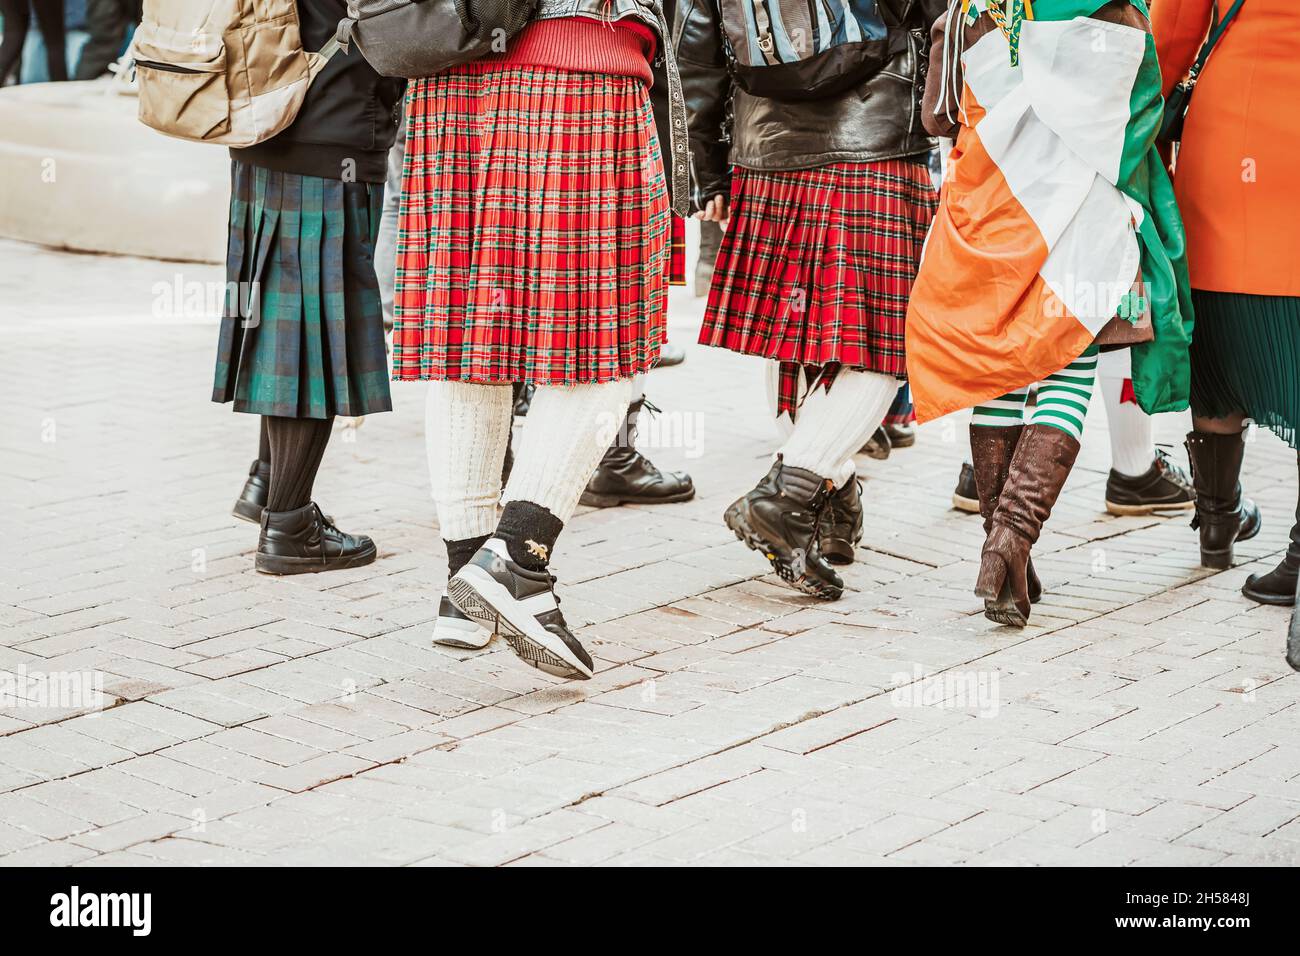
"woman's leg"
977,348,1098,626
256,416,376,574
447,378,636,680
1185,409,1261,569
231,416,273,524
723,369,898,600
0,0,30,85
425,380,513,649
32,0,66,81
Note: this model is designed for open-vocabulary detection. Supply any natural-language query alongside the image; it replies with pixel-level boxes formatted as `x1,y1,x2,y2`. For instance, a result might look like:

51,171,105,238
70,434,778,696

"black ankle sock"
258,416,271,465
266,416,333,513
495,501,563,571
446,534,489,577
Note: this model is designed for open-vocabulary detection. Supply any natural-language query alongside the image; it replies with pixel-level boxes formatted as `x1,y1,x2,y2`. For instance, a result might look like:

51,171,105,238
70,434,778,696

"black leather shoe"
232,459,270,524
819,479,863,566
724,457,843,600
652,342,686,368
1243,557,1299,606
952,461,980,513
1288,581,1300,673
1185,431,1261,569
579,399,695,507
448,539,593,679
1104,448,1195,515
255,503,377,575
885,422,915,448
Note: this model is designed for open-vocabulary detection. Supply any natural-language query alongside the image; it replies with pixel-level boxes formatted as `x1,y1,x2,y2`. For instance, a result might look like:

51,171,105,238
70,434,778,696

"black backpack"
335,0,539,78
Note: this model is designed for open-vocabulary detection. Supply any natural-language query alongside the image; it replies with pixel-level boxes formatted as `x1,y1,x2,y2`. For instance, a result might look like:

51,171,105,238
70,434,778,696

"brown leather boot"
975,424,1080,626
969,426,1042,605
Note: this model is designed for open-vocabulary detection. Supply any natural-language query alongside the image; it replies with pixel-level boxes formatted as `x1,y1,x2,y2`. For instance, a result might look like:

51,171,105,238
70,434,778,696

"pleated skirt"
212,161,392,419
1190,290,1300,448
391,65,671,384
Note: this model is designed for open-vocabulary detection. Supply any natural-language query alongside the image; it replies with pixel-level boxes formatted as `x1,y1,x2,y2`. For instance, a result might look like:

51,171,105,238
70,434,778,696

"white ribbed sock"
779,369,900,482
765,360,798,441
1099,349,1156,477
425,380,513,541
503,378,636,524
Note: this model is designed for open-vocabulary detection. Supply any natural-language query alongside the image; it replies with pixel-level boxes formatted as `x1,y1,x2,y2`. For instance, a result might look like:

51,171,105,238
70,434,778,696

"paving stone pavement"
3,235,1300,867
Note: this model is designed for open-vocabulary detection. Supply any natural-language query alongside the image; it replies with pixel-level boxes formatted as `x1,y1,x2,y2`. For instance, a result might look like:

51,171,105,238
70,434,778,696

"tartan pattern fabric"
668,215,686,286
391,66,671,384
700,160,937,415
212,162,392,419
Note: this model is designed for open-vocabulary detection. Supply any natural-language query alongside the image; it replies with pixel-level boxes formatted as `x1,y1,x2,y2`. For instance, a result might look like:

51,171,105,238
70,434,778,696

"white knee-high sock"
779,369,900,482
503,379,636,524
1098,348,1156,477
425,380,513,541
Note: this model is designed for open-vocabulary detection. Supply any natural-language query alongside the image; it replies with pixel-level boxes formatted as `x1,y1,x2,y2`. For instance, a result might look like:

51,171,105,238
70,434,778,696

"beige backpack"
134,0,339,147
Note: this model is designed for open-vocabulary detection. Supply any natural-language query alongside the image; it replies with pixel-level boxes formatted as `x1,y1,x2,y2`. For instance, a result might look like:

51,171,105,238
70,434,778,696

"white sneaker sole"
432,613,492,649
448,565,592,680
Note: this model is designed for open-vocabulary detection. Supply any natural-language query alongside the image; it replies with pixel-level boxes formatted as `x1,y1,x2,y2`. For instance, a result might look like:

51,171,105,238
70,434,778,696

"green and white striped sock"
1027,344,1098,441
971,387,1029,429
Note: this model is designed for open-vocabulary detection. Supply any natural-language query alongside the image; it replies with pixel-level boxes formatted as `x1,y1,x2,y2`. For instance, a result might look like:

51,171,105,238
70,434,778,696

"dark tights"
263,416,333,513
0,0,67,84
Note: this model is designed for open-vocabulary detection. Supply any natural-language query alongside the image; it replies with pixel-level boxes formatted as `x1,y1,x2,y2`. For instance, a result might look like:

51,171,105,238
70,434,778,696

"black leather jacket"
535,0,690,215
673,0,946,211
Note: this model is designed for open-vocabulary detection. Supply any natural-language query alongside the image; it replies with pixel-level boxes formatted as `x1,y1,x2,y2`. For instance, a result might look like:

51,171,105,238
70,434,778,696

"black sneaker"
724,458,843,600
447,540,594,680
952,462,980,513
1105,448,1196,516
819,479,863,566
232,459,270,524
432,592,493,649
255,503,377,575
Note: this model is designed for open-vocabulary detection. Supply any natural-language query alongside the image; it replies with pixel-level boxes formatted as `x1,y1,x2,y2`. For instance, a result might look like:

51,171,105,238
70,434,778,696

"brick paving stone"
5,236,1300,865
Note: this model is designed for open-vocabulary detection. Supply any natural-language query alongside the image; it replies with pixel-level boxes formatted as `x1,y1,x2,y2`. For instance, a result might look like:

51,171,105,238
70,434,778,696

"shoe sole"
579,488,697,509
821,538,857,567
1240,585,1296,608
447,566,592,680
724,501,843,601
432,615,494,649
951,493,981,514
1104,499,1195,516
232,499,263,524
255,542,376,575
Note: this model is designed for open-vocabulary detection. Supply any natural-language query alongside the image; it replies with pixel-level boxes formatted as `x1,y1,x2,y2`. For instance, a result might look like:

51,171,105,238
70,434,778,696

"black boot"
232,459,270,524
1185,430,1262,569
1243,452,1300,606
580,399,695,508
819,478,863,566
885,422,915,448
860,426,891,460
256,503,377,575
724,457,843,600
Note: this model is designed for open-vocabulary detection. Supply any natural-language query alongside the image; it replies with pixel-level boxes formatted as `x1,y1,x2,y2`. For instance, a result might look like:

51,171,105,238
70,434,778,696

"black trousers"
0,0,67,84
72,0,138,80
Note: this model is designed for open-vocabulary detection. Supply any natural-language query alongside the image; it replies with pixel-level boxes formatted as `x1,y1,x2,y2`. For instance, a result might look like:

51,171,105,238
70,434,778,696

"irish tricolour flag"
905,0,1192,423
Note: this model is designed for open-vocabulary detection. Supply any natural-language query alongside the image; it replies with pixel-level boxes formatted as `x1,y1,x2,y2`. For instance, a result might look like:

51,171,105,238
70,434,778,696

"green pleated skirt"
1190,290,1300,448
212,161,393,419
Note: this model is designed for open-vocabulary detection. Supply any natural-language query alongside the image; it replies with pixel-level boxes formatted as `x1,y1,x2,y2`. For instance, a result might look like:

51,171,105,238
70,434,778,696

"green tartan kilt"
212,161,393,419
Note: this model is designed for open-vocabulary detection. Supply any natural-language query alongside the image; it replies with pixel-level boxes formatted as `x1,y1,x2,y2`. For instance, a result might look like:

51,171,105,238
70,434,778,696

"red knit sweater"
467,18,655,83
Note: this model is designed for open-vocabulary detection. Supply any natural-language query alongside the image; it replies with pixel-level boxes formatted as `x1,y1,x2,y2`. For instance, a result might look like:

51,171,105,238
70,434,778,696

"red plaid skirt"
391,66,671,384
701,160,936,413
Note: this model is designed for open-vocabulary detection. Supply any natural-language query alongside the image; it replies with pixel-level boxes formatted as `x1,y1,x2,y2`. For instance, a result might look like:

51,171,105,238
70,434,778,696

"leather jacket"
673,0,947,211
535,0,690,215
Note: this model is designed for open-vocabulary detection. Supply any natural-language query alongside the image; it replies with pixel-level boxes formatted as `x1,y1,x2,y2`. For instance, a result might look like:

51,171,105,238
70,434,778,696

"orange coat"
1152,0,1300,297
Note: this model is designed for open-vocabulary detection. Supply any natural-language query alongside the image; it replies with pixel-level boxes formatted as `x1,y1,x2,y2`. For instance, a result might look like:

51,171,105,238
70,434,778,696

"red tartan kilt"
391,66,671,384
700,160,937,375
